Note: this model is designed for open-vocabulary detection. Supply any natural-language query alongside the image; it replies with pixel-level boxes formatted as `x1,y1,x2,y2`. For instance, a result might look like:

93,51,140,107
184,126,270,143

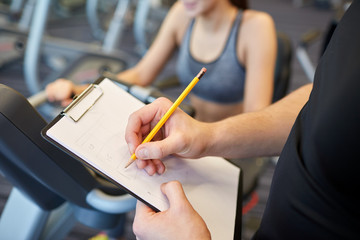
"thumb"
161,181,189,208
135,135,186,160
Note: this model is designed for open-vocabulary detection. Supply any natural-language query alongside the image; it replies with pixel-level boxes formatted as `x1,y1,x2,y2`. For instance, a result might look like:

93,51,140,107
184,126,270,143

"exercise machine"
0,0,34,69
0,82,137,239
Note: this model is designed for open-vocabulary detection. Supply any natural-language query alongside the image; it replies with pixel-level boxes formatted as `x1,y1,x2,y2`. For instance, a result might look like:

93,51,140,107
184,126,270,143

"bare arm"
241,11,277,112
126,83,312,174
206,83,312,159
46,3,188,105
117,2,189,86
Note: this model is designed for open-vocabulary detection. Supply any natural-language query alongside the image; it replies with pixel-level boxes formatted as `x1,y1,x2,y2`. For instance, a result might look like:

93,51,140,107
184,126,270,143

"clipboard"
42,77,242,239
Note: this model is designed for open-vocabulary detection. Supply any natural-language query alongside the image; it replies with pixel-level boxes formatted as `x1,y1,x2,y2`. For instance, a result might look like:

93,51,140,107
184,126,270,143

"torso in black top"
254,1,360,239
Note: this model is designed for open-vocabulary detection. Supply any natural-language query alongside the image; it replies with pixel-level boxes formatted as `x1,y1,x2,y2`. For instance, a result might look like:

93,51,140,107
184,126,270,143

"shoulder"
241,10,275,33
242,10,274,27
166,2,192,29
236,10,277,64
164,2,192,42
238,10,276,45
168,1,188,17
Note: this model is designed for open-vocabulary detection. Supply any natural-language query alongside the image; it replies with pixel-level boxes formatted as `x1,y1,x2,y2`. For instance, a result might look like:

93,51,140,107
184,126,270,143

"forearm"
116,67,146,86
116,4,180,87
116,52,172,87
204,84,313,159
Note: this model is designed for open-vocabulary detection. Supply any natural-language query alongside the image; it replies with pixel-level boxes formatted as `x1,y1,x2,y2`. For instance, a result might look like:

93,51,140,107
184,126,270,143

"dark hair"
230,0,248,9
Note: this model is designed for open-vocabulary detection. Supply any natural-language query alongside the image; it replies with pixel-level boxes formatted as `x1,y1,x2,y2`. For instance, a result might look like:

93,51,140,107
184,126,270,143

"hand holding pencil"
125,67,207,169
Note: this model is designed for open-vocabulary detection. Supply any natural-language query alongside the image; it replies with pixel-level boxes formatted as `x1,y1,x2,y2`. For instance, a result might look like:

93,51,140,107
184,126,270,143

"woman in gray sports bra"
46,0,277,122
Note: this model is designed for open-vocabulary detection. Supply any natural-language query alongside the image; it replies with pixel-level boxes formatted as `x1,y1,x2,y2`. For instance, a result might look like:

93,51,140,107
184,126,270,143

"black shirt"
254,1,360,239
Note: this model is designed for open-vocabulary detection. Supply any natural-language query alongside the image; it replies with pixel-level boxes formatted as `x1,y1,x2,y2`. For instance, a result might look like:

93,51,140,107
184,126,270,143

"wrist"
199,121,218,157
204,117,241,159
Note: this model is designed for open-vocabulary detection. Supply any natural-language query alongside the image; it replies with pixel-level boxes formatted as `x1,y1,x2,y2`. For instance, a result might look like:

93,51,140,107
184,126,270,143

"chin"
183,1,199,15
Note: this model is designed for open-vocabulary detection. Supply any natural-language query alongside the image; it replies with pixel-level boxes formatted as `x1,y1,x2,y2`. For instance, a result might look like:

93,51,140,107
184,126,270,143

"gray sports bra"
176,10,246,104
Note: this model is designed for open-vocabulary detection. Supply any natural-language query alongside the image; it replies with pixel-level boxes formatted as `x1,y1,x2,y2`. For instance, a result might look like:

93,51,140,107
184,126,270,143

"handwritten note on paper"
45,78,240,240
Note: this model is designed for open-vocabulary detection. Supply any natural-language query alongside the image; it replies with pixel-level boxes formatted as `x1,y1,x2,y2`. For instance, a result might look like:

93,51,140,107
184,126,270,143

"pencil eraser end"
201,67,207,73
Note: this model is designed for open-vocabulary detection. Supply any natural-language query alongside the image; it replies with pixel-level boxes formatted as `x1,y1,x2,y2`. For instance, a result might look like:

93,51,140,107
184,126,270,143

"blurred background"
0,0,344,239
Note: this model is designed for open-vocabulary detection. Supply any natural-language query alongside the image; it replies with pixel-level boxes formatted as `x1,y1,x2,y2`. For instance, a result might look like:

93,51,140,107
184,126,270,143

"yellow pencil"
125,67,207,168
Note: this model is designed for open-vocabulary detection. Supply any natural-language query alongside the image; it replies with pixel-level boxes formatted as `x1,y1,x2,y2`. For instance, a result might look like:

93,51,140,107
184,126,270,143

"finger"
136,159,164,176
136,133,186,160
135,158,154,174
45,85,55,102
127,98,171,132
153,159,166,174
135,159,148,170
133,200,155,235
144,162,157,176
161,181,188,207
62,99,73,107
135,200,154,217
134,201,155,226
125,104,159,153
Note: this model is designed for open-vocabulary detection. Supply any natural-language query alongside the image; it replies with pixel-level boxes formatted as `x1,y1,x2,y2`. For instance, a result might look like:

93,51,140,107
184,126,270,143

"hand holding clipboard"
42,76,242,240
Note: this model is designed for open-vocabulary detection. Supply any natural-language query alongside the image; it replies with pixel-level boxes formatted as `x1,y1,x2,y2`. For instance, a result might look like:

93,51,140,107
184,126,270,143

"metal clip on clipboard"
62,84,103,122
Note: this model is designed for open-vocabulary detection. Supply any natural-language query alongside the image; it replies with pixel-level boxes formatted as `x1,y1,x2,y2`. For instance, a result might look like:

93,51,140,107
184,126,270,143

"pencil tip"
124,160,132,168
125,154,137,168
201,67,207,73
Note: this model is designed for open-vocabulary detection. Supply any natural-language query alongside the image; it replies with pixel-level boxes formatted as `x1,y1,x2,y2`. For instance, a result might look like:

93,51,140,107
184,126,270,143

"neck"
197,2,237,31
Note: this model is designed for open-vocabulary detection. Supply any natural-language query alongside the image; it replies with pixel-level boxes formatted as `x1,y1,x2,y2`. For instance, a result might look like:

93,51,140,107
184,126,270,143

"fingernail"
137,148,148,159
157,167,165,175
128,144,135,154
